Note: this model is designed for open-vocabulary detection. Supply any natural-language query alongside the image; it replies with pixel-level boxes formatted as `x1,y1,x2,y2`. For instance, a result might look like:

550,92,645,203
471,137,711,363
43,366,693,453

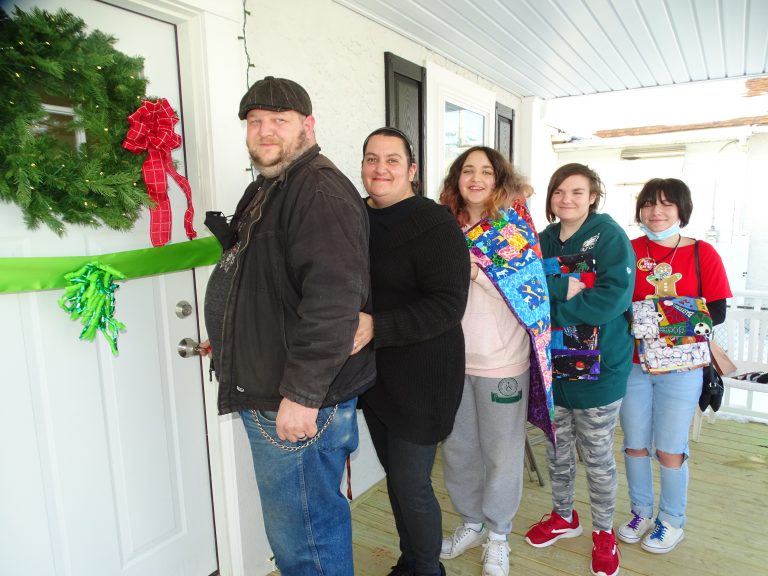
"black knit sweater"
361,196,470,444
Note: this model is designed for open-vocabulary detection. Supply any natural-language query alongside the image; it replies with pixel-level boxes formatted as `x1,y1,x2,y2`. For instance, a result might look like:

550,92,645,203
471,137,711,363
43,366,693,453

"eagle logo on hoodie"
581,233,600,252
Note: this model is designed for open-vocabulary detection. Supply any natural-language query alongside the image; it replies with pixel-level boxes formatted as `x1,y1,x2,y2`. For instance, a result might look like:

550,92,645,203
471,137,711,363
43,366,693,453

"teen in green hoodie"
525,163,634,576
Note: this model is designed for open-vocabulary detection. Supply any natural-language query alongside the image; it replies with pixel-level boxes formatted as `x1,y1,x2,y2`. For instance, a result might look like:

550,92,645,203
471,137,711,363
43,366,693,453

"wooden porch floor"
349,418,768,576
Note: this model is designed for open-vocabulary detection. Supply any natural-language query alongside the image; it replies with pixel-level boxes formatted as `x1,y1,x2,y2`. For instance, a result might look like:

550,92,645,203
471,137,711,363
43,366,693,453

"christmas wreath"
0,7,151,235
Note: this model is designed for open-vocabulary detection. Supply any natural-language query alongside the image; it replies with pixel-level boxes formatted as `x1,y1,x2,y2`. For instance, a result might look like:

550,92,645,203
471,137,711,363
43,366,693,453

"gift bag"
632,296,712,374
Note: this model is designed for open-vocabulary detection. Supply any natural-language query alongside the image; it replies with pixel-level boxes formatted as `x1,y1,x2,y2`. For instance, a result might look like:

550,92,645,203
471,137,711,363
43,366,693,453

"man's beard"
248,129,311,178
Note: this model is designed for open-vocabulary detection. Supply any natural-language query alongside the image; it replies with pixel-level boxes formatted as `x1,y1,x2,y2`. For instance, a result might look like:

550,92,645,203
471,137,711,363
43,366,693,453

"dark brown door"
385,52,426,193
495,102,515,164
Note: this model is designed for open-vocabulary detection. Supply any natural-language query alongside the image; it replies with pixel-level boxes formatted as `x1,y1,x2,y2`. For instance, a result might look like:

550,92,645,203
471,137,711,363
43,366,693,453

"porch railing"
717,290,768,421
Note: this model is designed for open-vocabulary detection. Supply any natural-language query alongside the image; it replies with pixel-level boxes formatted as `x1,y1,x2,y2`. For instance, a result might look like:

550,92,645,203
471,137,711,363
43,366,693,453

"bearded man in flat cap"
202,76,375,576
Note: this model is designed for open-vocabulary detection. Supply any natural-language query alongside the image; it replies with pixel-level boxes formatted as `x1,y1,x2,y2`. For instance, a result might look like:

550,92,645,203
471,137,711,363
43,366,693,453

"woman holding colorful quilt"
438,147,545,576
524,163,634,576
617,178,731,554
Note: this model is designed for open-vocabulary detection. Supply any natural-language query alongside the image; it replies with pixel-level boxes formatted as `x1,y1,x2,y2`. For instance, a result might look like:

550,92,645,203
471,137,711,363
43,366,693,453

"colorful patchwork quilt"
465,201,555,445
542,253,601,380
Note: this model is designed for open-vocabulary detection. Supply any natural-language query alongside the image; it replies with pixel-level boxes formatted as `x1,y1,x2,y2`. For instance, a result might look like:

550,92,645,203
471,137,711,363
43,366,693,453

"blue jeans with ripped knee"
240,397,358,575
620,364,701,528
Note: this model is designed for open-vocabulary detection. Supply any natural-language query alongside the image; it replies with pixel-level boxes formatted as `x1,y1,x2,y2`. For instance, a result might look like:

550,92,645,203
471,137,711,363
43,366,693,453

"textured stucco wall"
236,0,523,200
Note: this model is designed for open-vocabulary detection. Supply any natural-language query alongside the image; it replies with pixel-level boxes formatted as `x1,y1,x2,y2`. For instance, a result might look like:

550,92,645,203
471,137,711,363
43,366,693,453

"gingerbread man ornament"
646,262,682,297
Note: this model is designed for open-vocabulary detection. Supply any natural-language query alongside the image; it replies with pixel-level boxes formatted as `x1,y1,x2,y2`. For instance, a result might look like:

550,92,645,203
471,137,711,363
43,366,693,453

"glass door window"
444,102,485,166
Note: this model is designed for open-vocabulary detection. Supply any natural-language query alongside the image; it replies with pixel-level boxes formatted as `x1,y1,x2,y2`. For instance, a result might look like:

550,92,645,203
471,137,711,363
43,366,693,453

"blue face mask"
640,221,681,241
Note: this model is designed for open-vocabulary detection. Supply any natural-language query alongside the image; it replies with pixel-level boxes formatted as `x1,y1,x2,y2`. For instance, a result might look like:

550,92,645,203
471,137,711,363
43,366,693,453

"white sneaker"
440,524,487,559
481,539,510,576
641,519,685,554
617,512,655,544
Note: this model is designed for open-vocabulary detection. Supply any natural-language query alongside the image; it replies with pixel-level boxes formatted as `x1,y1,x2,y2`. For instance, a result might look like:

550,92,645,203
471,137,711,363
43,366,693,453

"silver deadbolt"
178,337,201,358
175,300,193,319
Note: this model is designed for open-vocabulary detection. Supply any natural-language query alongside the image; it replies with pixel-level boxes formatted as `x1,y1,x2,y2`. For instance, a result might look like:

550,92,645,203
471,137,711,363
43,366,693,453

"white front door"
0,2,218,575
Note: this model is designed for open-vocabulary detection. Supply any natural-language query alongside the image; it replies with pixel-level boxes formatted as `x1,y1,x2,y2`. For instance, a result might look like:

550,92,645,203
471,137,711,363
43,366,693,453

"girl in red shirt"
618,178,731,555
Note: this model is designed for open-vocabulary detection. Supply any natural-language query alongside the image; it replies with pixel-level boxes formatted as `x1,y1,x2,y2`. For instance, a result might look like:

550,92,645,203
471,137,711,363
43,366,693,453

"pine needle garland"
0,7,152,235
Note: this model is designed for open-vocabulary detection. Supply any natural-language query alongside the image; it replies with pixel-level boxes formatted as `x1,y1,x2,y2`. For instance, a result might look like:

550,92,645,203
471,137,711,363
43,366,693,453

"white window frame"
425,62,496,199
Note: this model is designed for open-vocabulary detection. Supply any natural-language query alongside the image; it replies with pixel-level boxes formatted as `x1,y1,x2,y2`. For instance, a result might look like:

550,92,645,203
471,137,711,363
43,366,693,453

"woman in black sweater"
352,127,470,576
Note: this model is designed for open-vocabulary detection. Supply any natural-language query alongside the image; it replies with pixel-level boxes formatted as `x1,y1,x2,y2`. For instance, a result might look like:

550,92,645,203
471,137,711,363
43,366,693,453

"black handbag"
695,242,725,412
699,348,724,412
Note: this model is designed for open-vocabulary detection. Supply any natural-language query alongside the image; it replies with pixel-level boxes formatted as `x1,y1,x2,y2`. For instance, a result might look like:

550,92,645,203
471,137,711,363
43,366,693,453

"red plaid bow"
122,98,197,246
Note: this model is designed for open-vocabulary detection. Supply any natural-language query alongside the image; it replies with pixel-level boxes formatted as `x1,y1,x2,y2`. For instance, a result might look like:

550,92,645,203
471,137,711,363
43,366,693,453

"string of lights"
238,0,256,180
239,0,254,87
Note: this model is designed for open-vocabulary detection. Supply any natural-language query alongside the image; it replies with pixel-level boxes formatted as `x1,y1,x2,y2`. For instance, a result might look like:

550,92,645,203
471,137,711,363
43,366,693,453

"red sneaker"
591,529,620,576
525,510,583,548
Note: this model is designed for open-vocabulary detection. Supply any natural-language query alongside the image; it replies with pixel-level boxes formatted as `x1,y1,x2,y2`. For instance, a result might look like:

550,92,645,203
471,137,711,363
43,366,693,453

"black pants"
362,403,442,576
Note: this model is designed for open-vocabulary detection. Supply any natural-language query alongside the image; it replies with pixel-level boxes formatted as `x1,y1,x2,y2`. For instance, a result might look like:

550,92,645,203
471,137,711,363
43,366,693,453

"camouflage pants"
546,400,622,531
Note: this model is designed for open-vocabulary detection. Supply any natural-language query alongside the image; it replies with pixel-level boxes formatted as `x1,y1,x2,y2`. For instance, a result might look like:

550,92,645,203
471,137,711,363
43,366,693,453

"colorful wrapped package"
542,253,601,380
464,200,555,445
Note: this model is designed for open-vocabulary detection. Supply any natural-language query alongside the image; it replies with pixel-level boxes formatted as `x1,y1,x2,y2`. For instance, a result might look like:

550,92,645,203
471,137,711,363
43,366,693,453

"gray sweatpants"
547,400,622,532
442,371,530,535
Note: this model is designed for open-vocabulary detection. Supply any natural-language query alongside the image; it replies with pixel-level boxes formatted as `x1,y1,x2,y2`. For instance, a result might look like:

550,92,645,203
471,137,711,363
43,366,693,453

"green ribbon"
0,236,222,294
59,262,127,356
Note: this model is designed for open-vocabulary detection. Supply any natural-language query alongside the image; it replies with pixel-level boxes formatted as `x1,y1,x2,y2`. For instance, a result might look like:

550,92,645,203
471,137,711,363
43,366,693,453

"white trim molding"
425,62,496,199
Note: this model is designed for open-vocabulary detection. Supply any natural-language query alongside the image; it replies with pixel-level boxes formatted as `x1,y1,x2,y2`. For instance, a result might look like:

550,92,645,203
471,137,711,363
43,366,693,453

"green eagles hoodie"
540,212,635,409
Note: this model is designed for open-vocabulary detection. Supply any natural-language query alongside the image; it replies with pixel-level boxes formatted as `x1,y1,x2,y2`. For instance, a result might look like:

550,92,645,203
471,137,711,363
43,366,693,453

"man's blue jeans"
240,397,358,576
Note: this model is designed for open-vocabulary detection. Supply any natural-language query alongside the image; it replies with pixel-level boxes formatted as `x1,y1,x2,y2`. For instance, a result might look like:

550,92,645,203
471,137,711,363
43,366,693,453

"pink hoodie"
462,270,531,378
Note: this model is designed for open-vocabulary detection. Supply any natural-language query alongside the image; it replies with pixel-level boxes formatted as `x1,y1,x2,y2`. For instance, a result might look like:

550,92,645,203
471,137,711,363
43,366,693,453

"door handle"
178,337,203,358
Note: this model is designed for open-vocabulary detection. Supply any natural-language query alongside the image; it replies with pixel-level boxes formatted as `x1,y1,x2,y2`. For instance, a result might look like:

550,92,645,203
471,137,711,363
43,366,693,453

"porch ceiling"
334,0,768,100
